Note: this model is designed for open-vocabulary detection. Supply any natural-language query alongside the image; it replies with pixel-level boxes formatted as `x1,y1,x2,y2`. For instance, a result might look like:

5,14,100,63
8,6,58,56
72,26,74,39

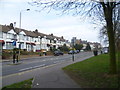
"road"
2,51,93,76
2,51,93,87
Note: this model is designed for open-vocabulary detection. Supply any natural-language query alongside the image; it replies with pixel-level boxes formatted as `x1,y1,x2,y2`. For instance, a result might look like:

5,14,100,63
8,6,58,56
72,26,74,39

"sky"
0,0,102,43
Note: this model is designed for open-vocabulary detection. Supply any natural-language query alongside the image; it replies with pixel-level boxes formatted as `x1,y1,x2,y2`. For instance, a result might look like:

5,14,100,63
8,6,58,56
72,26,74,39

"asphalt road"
2,51,93,76
1,51,94,87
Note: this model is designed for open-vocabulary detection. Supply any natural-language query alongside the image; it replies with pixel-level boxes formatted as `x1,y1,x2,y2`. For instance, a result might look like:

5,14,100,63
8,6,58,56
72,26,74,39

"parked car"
76,50,80,53
54,50,64,56
102,47,109,54
80,50,84,52
68,50,77,54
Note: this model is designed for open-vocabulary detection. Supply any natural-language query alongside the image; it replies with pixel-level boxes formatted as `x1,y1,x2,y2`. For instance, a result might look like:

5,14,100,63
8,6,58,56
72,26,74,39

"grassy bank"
63,54,119,88
2,78,33,89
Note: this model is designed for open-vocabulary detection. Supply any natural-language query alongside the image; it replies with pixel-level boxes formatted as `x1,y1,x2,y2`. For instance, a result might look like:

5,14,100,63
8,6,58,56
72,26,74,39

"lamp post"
18,9,30,61
38,36,42,56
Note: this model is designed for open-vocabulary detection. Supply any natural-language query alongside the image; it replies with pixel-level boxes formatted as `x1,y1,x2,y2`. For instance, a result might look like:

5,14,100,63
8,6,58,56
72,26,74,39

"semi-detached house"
0,24,70,52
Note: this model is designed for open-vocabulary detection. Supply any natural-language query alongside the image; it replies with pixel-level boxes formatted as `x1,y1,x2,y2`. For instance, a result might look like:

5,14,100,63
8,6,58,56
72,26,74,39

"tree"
99,6,120,48
31,0,120,74
74,44,83,51
85,43,91,51
58,44,69,52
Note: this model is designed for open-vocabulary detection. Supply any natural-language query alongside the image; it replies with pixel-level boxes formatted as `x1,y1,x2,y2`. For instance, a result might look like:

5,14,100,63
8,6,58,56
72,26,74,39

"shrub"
46,51,53,55
2,51,12,59
20,51,29,55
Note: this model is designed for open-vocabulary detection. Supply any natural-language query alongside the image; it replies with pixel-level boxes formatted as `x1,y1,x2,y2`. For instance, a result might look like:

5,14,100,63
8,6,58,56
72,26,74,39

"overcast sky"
0,0,102,43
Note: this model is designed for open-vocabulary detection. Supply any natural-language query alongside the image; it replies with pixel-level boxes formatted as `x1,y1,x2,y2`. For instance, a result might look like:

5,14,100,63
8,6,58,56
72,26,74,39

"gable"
8,29,16,34
19,31,26,35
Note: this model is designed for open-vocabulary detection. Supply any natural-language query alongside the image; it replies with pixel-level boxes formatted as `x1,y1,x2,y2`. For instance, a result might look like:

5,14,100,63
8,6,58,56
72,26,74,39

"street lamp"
18,9,30,61
38,36,42,56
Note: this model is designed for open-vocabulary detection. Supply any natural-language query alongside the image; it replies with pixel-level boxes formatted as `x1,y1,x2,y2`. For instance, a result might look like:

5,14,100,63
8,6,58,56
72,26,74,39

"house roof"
33,30,47,38
46,35,55,40
54,36,66,42
1,24,67,41
1,25,14,33
22,29,38,37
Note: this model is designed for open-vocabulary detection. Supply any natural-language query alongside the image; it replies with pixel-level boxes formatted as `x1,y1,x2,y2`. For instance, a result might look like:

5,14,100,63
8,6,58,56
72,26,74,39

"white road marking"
50,58,53,60
42,60,46,61
36,83,39,86
2,61,68,79
19,64,46,72
19,67,33,71
55,58,58,59
53,61,59,63
33,64,45,68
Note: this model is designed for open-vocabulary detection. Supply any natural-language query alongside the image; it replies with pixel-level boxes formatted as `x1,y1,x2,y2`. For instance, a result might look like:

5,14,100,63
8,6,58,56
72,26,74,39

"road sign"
12,41,16,46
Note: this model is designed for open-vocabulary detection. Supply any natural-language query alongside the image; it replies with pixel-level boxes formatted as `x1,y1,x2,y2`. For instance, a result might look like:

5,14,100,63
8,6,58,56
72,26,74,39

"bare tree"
30,0,120,74
99,5,120,48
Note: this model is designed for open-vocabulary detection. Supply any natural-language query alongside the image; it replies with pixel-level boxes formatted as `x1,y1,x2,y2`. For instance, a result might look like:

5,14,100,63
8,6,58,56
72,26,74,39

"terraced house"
0,23,70,52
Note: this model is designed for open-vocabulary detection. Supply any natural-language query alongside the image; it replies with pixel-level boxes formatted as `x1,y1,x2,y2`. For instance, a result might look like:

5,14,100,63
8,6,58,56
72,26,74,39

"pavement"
32,55,93,88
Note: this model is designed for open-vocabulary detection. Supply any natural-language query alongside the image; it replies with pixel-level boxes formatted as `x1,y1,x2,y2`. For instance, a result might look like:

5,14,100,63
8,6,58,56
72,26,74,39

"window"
26,36,29,41
19,34,24,40
20,43,24,49
7,33,10,38
31,37,33,42
10,34,14,39
50,40,52,43
3,33,6,39
6,42,14,49
0,31,2,38
7,33,14,39
54,40,56,43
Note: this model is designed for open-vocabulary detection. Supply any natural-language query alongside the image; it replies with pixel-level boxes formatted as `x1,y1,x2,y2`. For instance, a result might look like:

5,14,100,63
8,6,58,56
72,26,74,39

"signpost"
72,37,75,62
12,40,19,64
12,40,16,63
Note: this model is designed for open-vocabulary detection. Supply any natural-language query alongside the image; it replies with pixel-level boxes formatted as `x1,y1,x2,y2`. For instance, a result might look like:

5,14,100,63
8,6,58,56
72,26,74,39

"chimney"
10,23,14,29
51,33,53,36
35,29,38,33
61,36,64,39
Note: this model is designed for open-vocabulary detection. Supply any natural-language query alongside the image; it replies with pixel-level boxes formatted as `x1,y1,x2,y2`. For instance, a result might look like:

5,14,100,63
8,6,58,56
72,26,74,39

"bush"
20,51,29,55
20,51,39,55
2,51,12,59
46,51,53,55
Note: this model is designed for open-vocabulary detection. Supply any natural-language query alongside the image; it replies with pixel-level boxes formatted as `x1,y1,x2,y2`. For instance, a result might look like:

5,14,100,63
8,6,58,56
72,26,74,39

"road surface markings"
55,58,58,59
19,64,46,72
36,83,39,86
42,60,46,61
53,61,59,63
32,64,46,68
50,58,53,60
2,54,93,80
1,60,71,80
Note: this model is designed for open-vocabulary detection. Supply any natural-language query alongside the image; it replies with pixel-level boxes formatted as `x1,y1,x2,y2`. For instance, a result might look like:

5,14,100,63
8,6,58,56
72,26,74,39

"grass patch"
2,78,33,89
63,54,119,88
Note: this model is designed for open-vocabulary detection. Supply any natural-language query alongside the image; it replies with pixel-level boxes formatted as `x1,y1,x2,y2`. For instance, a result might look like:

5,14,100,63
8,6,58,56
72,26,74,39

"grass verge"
63,54,119,88
2,78,33,89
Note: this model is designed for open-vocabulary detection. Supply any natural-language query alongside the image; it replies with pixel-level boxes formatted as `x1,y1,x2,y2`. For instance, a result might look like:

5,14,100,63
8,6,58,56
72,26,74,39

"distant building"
70,37,101,50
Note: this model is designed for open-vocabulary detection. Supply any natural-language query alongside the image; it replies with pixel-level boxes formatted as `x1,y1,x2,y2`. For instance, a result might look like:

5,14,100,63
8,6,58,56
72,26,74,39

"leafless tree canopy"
99,4,120,45
30,0,120,25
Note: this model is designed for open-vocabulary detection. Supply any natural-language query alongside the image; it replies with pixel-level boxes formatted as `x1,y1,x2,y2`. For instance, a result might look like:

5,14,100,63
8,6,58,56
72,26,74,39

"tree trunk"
105,7,117,74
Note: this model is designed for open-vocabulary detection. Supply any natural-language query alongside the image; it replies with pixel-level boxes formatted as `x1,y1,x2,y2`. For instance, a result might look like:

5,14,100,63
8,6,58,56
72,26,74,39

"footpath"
32,55,93,88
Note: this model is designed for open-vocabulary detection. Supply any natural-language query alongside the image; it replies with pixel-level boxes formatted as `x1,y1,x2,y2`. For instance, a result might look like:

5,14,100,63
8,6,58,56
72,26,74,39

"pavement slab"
32,55,93,88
